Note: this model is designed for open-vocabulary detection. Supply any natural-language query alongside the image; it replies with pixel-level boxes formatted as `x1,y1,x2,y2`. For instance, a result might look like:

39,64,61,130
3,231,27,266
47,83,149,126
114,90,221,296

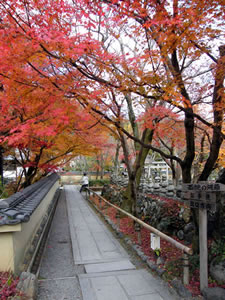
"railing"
85,188,192,285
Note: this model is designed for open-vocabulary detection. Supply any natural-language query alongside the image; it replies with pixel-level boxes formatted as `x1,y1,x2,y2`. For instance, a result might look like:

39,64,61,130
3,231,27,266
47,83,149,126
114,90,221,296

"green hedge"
89,179,110,186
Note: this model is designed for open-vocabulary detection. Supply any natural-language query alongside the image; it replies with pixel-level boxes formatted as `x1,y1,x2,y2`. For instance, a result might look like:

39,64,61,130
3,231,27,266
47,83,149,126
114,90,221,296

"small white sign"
150,233,160,250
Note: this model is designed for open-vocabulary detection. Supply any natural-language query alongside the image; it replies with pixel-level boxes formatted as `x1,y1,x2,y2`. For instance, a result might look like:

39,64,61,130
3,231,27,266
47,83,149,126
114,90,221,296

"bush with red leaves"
0,272,20,300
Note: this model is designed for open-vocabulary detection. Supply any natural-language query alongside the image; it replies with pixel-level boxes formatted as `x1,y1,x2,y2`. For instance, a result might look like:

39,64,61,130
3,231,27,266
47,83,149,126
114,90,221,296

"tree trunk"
96,157,100,179
198,46,225,181
214,169,225,238
192,46,225,251
121,129,153,214
122,172,137,214
114,142,120,174
21,148,44,188
22,166,36,188
100,153,104,179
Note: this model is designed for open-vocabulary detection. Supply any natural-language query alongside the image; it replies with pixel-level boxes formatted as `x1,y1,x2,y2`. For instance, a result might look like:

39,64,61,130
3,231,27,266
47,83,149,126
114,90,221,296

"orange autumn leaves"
0,0,224,187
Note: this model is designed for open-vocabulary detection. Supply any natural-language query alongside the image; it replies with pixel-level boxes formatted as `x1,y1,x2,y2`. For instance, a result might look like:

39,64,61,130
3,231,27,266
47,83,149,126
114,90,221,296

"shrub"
89,179,110,186
0,272,20,299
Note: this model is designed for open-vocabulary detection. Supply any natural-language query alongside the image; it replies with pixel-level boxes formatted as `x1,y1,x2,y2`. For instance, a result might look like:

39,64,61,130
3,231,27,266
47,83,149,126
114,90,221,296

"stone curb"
13,271,37,300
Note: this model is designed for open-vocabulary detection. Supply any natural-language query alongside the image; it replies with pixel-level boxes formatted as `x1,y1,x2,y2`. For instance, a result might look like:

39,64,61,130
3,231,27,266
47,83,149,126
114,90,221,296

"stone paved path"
37,185,181,300
66,185,129,264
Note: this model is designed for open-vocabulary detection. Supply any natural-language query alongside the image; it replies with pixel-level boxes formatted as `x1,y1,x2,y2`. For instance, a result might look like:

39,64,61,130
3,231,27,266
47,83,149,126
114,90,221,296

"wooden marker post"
182,182,225,292
199,207,208,291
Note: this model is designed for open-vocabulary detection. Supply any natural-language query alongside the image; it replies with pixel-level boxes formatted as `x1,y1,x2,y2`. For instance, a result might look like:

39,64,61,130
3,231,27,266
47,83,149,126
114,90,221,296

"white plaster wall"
13,180,59,274
0,180,59,273
0,232,15,271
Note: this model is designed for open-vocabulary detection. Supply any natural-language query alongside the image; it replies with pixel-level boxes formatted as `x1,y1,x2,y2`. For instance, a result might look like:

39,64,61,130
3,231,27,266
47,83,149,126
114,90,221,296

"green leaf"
7,278,12,286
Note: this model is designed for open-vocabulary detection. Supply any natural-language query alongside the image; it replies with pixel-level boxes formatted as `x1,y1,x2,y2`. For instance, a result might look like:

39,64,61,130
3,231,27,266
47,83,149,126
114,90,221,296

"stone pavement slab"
66,185,129,264
84,259,135,273
38,277,81,300
79,269,174,300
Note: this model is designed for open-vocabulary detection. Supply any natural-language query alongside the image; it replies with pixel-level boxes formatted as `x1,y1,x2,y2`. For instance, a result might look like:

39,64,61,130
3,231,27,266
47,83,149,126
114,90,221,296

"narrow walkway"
37,185,180,300
66,185,129,264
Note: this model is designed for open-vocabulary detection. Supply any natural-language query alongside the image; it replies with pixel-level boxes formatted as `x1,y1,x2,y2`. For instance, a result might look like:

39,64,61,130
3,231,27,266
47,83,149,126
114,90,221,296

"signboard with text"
182,182,225,192
181,182,225,210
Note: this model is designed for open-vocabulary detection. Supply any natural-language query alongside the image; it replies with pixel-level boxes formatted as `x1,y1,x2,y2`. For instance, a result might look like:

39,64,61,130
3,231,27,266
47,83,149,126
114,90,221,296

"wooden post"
106,203,108,216
199,207,208,291
116,210,120,229
183,253,189,285
85,188,89,201
134,222,142,245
